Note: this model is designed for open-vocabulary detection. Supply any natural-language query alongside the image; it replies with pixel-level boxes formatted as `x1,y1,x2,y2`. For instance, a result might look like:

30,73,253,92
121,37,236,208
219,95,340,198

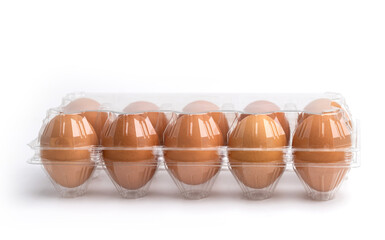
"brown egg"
123,101,168,144
240,100,290,144
164,114,224,185
63,98,109,139
292,113,352,192
101,114,159,190
40,114,98,188
297,98,352,128
183,100,229,144
228,115,286,189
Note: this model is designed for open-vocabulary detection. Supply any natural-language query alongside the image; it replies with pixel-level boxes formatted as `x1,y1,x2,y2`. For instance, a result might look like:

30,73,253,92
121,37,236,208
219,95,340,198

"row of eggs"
38,98,353,199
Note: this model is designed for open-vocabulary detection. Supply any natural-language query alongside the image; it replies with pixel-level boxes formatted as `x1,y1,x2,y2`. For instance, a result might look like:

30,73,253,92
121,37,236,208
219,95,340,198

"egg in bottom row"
293,99,353,201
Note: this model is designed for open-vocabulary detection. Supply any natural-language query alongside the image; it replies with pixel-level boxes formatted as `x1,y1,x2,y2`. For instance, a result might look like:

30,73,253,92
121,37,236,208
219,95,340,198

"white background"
1,0,384,239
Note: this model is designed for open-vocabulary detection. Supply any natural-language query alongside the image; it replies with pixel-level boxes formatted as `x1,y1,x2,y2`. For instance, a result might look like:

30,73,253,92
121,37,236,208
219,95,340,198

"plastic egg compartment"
28,92,360,201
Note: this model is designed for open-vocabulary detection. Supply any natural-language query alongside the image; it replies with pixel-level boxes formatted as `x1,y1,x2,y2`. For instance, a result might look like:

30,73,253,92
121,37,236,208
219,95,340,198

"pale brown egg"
297,98,352,128
40,114,98,188
63,98,108,139
240,100,290,144
292,113,352,192
164,114,224,185
123,101,168,144
183,100,229,144
101,114,159,190
228,115,286,189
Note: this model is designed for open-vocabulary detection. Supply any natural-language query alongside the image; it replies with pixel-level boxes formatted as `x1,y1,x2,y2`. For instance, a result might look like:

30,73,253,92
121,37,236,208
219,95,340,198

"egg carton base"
306,190,339,201
167,170,220,200
42,166,95,198
116,188,150,199
49,180,90,198
180,190,211,200
103,170,156,199
237,177,282,200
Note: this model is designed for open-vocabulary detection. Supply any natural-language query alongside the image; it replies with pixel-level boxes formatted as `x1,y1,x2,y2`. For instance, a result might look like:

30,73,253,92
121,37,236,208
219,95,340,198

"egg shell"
63,98,101,112
164,114,223,185
81,111,109,139
297,98,352,128
292,113,352,192
240,100,290,145
123,101,168,144
228,115,286,189
209,112,229,144
63,98,109,139
182,100,229,144
182,100,220,113
101,114,159,190
40,114,98,188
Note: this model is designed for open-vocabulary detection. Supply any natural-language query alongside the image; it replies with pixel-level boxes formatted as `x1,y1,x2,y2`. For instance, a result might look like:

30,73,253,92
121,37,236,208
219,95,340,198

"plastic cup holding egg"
39,113,99,197
101,114,160,199
62,97,111,180
228,114,287,200
292,99,353,201
164,112,224,200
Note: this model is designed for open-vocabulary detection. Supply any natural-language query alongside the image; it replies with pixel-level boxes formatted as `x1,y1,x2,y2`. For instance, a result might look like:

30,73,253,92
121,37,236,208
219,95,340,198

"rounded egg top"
241,100,290,144
63,98,101,112
293,114,352,148
123,101,168,144
164,114,223,148
63,98,108,139
182,100,229,144
293,113,352,163
229,114,286,148
101,114,159,148
228,115,286,162
40,114,98,161
298,98,352,127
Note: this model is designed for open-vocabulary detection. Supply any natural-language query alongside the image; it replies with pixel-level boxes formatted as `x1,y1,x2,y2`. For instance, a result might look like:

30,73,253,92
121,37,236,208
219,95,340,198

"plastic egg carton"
28,92,360,201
